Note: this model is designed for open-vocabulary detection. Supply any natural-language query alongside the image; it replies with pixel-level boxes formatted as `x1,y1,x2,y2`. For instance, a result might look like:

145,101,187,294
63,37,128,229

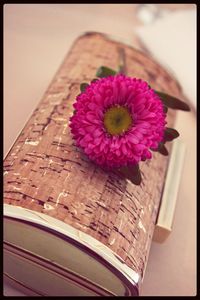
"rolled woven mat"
4,32,183,296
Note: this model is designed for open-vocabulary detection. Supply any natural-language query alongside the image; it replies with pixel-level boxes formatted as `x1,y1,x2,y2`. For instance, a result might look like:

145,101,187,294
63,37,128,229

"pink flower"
69,74,167,168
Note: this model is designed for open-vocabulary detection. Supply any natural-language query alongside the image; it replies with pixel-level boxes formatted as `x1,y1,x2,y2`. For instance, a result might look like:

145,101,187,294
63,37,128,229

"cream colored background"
3,4,196,296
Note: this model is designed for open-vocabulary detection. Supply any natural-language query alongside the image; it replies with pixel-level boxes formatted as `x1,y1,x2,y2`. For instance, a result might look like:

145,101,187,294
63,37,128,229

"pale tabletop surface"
4,4,196,296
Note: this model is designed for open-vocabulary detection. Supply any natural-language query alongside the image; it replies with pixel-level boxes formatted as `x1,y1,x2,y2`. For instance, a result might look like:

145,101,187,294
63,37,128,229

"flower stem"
118,47,127,75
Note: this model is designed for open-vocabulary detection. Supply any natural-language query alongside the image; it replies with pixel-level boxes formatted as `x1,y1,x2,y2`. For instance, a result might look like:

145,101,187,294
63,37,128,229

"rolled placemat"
4,32,183,296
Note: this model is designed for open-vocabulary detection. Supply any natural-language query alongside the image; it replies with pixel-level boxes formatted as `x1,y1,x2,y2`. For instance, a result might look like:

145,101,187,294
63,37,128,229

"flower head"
70,74,167,168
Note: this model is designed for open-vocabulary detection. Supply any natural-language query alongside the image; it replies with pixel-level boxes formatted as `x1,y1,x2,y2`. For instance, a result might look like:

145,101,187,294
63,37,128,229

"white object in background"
136,4,170,24
136,8,196,111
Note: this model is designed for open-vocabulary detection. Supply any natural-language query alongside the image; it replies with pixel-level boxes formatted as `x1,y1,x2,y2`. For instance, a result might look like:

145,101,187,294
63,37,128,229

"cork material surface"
4,32,182,282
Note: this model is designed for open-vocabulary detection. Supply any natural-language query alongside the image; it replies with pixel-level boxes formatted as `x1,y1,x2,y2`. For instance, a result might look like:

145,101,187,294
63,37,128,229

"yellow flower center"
103,106,132,136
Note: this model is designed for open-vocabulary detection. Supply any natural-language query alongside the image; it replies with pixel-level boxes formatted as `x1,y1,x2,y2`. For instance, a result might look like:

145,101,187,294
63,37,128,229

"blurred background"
4,4,196,296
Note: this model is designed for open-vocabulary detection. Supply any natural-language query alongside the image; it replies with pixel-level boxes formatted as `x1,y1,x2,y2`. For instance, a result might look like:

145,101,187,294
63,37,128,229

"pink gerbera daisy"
69,74,167,168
